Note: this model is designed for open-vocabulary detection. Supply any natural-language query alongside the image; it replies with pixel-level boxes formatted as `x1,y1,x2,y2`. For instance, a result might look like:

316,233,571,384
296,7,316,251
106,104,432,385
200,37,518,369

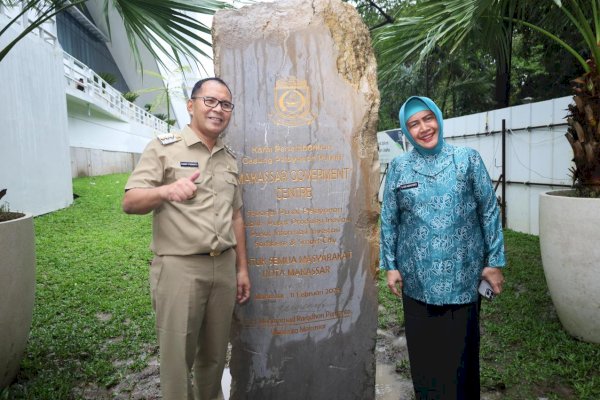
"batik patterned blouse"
380,143,505,305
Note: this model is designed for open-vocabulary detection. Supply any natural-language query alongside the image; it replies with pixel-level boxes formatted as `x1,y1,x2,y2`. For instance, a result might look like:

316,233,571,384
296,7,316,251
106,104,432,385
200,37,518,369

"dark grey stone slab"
214,1,380,398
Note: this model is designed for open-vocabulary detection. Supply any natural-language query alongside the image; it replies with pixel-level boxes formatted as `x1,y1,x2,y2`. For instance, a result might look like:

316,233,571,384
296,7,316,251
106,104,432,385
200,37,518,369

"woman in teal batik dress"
380,96,506,400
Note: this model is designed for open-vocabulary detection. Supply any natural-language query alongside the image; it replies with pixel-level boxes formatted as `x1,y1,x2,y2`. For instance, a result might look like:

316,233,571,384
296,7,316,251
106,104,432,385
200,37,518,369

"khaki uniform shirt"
125,125,242,256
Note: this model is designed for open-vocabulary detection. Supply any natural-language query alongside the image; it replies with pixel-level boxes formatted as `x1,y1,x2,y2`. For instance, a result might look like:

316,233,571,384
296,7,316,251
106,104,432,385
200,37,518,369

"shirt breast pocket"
395,181,419,211
172,167,199,181
168,167,203,204
219,171,239,203
168,167,201,195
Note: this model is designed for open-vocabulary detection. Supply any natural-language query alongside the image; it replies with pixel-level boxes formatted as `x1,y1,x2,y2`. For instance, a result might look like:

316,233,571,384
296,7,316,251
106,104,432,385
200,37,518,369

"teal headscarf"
399,96,444,156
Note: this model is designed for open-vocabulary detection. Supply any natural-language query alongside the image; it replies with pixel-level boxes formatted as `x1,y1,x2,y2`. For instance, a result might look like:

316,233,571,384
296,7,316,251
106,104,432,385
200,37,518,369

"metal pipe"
446,122,568,140
493,180,571,188
501,119,507,228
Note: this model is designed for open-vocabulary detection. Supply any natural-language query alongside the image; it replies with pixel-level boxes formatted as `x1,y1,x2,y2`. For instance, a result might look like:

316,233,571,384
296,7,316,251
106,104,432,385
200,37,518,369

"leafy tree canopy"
350,0,581,130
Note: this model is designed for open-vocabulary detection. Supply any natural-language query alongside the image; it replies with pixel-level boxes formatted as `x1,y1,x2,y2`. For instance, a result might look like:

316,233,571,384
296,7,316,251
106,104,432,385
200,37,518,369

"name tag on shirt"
399,182,418,190
180,161,199,168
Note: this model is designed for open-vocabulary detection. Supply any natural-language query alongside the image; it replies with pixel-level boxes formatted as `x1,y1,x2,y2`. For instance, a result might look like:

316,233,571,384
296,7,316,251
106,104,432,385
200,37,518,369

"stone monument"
213,0,380,398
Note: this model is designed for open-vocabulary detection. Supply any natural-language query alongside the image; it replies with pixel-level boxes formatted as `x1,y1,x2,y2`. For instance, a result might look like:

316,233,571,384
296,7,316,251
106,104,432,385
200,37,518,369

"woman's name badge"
399,182,418,190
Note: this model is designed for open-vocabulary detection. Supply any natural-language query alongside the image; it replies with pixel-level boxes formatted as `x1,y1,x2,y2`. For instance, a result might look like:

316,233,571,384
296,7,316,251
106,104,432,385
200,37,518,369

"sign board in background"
376,128,408,169
377,128,409,201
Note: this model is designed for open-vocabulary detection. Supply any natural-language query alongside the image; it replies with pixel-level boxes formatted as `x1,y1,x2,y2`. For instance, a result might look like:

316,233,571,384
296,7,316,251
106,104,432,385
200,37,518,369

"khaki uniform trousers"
150,249,237,400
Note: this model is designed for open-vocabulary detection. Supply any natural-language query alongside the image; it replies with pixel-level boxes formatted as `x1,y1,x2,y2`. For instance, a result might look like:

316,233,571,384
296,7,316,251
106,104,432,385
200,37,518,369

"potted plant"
123,91,140,103
0,190,36,389
519,1,600,343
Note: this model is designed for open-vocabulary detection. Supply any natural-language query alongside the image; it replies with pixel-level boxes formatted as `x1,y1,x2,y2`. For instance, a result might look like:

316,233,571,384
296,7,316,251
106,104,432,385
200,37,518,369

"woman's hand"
386,269,403,298
482,267,505,295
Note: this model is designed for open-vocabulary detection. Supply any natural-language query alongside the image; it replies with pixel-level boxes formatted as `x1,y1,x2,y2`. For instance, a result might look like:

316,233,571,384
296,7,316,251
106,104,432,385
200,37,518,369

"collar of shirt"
411,143,453,177
181,125,225,154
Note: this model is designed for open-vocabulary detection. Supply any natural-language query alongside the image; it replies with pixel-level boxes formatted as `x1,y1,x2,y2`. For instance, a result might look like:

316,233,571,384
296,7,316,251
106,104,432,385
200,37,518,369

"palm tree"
512,0,600,197
135,67,196,132
372,0,528,109
0,0,231,69
373,0,600,197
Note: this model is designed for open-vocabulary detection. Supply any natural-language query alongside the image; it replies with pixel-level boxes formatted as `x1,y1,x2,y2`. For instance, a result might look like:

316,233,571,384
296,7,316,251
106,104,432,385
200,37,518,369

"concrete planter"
0,213,36,388
539,191,600,343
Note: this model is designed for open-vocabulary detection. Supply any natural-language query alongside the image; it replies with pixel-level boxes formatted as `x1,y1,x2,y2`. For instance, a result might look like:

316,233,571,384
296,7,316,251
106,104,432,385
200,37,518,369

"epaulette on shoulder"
156,132,182,146
224,144,237,159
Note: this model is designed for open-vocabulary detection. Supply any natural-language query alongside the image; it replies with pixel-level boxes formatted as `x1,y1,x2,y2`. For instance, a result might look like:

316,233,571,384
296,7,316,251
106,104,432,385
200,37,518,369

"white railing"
63,52,168,133
1,3,168,133
0,1,58,46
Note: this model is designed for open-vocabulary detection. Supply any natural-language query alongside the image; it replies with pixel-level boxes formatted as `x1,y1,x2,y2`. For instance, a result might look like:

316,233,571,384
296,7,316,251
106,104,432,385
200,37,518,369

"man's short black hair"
190,77,232,98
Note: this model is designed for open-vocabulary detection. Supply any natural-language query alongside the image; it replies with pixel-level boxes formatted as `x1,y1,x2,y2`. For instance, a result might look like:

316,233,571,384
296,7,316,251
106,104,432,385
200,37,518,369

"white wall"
66,96,156,178
70,147,139,178
67,99,156,154
444,96,572,235
0,15,73,216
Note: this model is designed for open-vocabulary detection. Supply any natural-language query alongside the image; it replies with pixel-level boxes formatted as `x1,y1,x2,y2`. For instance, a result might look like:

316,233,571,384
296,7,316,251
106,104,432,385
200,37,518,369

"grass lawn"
2,173,599,399
378,233,600,399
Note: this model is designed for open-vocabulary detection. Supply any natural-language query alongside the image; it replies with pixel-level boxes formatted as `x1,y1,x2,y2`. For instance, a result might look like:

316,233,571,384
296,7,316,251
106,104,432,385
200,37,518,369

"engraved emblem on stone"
270,77,315,127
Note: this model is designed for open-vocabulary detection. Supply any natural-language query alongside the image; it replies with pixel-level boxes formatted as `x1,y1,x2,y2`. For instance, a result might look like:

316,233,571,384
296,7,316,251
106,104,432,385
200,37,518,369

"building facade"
0,2,170,215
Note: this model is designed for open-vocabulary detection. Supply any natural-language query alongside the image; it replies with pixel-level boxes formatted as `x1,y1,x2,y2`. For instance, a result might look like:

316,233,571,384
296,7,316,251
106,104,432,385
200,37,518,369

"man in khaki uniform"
123,77,250,400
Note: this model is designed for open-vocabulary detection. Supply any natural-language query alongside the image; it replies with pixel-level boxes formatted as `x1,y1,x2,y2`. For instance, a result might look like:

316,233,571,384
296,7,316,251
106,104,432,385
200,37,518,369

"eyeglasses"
191,96,234,112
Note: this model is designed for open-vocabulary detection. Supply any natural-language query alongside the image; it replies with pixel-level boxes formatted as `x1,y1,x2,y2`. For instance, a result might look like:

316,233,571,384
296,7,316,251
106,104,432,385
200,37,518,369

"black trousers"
402,294,481,400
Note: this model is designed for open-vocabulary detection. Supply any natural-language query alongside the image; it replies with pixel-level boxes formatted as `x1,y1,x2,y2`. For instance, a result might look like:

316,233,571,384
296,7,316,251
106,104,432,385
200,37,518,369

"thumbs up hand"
162,170,200,202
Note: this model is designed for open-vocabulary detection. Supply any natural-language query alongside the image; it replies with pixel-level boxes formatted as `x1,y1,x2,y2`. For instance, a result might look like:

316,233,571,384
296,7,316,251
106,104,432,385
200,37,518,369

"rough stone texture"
214,0,380,398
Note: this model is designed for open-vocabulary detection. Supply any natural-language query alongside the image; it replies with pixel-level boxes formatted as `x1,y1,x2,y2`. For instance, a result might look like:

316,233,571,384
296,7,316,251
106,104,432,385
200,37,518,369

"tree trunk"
494,20,514,109
494,62,510,108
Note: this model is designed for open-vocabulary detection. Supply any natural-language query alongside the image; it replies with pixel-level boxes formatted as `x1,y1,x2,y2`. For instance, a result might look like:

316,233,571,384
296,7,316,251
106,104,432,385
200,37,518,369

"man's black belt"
196,248,232,257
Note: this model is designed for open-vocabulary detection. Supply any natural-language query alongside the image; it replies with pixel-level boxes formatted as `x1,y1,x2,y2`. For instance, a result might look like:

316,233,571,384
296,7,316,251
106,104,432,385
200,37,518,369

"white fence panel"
444,96,573,235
